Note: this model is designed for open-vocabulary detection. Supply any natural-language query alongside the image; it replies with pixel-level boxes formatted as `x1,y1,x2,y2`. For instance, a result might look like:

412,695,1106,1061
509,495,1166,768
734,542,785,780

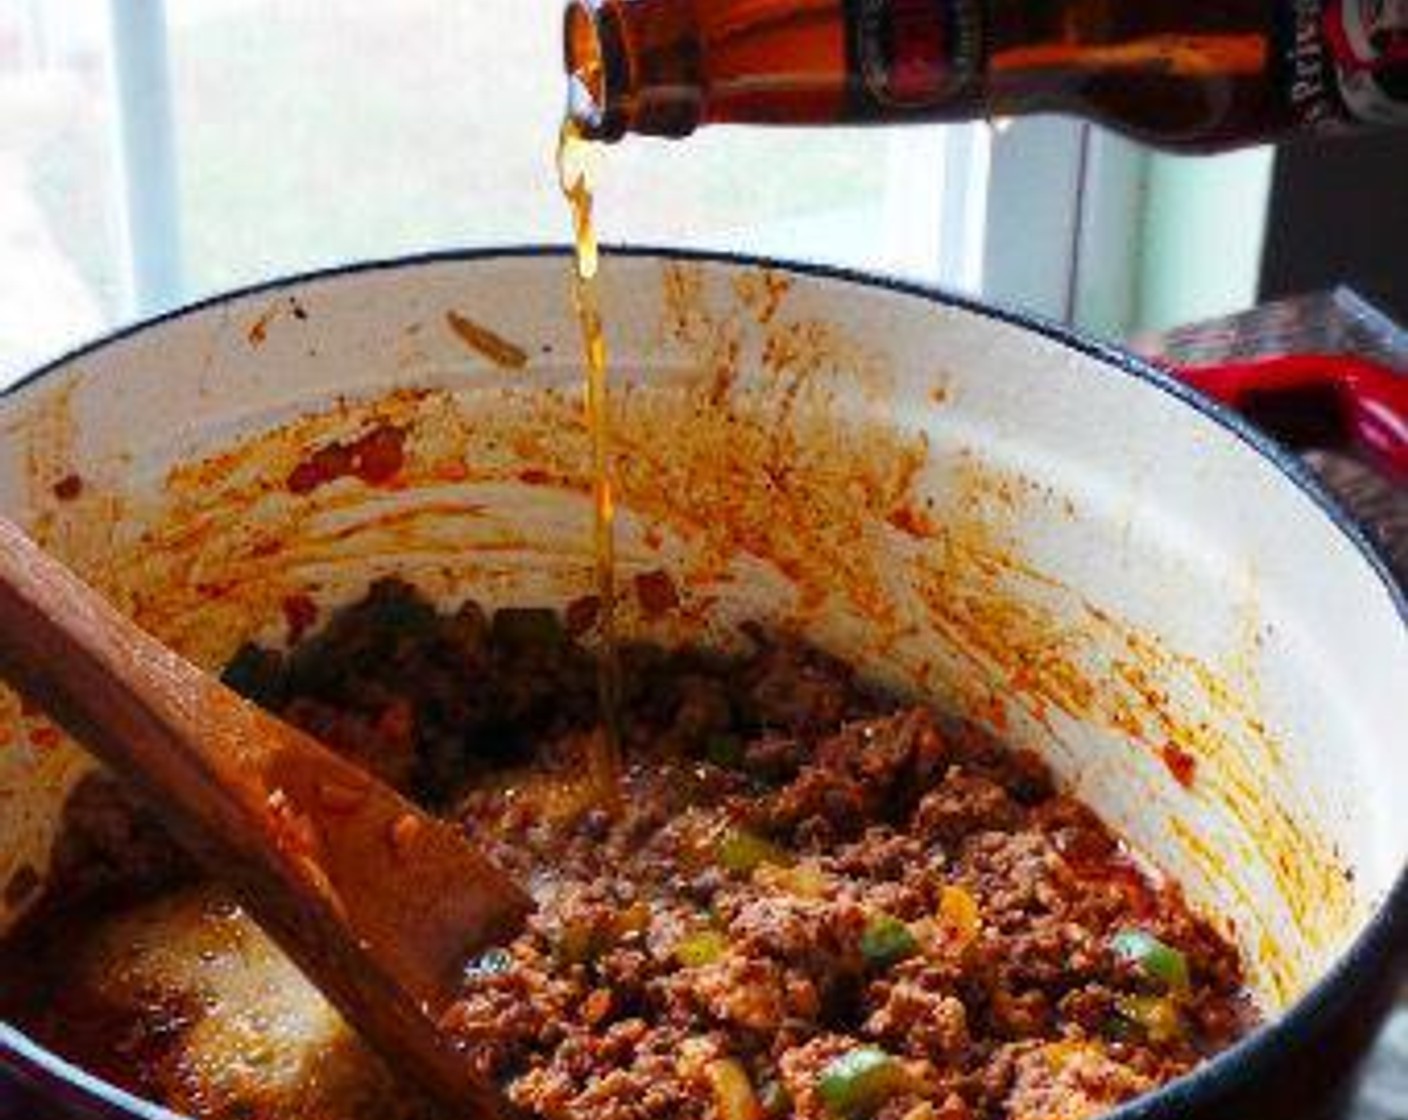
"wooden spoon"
0,516,532,1118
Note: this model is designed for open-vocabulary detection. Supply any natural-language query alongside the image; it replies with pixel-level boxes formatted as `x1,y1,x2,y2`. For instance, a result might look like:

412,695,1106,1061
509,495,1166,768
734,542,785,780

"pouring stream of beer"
557,120,623,798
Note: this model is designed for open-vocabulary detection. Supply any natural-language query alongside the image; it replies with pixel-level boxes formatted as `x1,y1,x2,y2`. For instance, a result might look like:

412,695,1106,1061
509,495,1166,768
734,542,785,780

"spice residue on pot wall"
0,260,1360,1014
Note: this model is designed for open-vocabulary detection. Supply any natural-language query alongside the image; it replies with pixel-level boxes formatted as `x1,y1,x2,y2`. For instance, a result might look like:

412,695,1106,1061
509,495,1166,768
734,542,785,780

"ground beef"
1002,1042,1155,1120
3,580,1258,1120
864,978,971,1059
914,770,1024,847
38,772,194,912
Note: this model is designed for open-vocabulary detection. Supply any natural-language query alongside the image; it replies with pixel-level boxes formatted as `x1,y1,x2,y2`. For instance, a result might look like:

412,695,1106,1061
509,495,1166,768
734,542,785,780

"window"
0,0,1017,385
11,1,1260,387
0,2,123,376
162,0,987,295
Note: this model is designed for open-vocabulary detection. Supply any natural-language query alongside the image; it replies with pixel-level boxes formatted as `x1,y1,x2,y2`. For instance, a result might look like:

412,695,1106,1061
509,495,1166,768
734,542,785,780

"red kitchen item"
1173,353,1408,482
1136,289,1408,484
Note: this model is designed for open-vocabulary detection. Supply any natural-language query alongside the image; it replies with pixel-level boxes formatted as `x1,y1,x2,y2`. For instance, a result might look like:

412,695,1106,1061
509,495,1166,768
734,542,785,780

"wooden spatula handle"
0,516,529,1117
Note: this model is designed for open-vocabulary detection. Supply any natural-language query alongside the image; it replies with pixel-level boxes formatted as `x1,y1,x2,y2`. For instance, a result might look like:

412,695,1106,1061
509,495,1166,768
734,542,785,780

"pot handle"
1169,354,1408,482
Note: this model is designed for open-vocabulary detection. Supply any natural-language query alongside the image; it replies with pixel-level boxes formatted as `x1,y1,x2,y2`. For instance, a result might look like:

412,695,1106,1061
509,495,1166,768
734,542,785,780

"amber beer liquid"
557,121,625,800
564,0,1408,150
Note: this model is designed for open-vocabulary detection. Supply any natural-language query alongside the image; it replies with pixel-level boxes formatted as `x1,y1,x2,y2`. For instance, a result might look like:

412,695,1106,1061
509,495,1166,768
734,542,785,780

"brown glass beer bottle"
564,0,1408,151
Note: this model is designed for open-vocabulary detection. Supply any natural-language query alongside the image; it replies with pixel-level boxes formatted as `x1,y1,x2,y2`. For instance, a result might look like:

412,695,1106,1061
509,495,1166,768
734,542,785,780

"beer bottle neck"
568,0,868,139
562,0,1076,140
562,0,1275,144
566,0,708,140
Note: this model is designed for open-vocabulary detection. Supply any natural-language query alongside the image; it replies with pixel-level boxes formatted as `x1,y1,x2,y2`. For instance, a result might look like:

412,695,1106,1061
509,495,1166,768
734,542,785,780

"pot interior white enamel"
0,248,1402,1090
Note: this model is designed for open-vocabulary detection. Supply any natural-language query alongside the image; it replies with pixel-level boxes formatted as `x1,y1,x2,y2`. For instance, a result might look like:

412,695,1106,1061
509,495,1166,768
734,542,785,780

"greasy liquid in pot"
557,119,623,798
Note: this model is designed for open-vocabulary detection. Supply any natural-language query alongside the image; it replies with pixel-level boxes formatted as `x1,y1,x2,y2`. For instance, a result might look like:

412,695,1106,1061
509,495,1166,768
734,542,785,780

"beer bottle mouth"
564,0,624,140
563,0,702,140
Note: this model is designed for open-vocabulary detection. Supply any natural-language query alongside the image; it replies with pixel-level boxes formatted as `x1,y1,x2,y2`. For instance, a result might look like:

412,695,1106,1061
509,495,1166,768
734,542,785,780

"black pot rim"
2,243,1404,1120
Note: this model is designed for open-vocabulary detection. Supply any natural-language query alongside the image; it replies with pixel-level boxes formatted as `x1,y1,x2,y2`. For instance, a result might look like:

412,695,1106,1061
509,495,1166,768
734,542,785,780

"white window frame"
108,0,182,317
982,120,1275,337
100,0,1096,323
824,120,1155,328
981,120,1149,332
101,1,1268,337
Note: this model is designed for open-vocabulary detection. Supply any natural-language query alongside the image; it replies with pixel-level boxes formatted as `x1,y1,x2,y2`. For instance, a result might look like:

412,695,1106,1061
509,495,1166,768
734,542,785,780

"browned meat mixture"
2,579,1257,1120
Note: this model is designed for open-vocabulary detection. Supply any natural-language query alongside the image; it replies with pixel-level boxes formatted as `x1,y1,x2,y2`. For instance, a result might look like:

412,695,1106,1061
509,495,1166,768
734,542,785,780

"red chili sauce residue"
1054,814,1161,924
886,503,935,538
444,310,530,371
28,726,63,752
564,594,601,636
52,473,83,502
633,569,679,616
282,594,320,645
286,425,406,495
1160,743,1198,789
249,299,309,347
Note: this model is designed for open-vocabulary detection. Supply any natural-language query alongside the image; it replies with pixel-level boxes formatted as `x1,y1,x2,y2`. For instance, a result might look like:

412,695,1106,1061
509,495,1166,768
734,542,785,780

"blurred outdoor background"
0,0,965,381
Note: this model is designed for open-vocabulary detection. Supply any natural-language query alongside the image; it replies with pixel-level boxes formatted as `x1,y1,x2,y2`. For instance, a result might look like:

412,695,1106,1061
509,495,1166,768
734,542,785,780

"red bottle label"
1283,0,1408,127
848,0,984,109
1324,0,1408,121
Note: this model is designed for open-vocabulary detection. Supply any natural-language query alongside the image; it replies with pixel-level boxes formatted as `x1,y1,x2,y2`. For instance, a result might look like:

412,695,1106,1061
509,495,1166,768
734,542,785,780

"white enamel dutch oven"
0,248,1403,1120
